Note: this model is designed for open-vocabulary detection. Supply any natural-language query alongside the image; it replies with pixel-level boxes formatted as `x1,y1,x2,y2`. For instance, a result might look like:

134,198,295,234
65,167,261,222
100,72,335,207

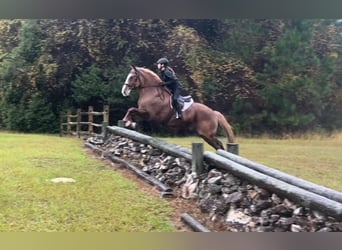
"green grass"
160,133,342,192
2,131,341,232
0,132,175,232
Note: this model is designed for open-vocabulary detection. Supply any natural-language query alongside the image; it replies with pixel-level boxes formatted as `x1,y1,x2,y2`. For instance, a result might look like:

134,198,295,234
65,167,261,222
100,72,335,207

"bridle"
125,66,164,89
125,66,169,100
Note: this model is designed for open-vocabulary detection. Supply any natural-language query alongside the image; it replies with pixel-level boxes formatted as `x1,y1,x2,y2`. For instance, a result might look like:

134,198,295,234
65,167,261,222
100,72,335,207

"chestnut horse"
121,65,235,150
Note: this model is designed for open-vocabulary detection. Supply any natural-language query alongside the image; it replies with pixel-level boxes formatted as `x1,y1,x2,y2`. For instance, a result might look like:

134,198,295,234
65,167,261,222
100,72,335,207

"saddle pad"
169,96,194,111
182,98,194,111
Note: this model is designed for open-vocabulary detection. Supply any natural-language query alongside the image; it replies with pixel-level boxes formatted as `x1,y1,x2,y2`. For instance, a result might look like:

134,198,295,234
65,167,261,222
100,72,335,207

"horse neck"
139,82,170,99
139,71,170,98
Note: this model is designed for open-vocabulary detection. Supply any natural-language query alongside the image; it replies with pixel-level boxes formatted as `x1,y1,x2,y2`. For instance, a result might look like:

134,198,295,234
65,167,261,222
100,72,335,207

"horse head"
121,65,164,97
121,65,143,96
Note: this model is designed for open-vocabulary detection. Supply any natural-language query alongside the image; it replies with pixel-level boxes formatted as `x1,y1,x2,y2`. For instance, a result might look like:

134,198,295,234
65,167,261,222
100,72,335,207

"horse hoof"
124,121,131,127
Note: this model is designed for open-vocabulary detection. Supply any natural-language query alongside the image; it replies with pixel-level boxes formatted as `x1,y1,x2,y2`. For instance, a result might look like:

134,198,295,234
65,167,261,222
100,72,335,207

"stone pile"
89,135,342,232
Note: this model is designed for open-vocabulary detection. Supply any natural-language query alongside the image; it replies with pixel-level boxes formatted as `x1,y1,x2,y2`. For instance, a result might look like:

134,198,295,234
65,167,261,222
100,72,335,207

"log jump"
99,125,342,220
86,124,342,231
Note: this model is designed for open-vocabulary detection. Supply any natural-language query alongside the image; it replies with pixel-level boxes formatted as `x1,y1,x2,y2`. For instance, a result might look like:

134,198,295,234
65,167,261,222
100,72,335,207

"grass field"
1,131,341,232
0,132,175,232
161,133,342,192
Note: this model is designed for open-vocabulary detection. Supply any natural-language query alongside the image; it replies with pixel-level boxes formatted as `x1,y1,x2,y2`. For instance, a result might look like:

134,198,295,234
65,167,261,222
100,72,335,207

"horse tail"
215,111,235,143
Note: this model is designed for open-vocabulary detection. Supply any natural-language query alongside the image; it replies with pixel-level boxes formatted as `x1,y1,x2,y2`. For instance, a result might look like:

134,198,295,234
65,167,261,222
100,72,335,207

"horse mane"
137,67,162,83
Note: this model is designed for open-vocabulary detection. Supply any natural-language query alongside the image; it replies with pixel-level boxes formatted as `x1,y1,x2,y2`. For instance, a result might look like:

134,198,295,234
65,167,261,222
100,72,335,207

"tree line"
0,19,341,135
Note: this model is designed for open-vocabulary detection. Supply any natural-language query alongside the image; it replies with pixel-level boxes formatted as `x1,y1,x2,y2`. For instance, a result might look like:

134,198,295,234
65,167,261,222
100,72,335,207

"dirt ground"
84,147,218,232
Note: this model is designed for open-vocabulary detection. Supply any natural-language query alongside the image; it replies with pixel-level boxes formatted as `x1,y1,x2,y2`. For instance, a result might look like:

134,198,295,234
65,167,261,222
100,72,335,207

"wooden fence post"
67,110,71,135
76,108,81,138
60,112,64,137
102,105,109,139
88,106,93,136
192,142,205,175
227,143,239,155
117,120,125,127
60,105,111,138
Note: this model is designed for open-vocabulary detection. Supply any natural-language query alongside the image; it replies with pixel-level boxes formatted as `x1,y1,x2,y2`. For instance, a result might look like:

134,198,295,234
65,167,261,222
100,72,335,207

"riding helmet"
156,57,169,65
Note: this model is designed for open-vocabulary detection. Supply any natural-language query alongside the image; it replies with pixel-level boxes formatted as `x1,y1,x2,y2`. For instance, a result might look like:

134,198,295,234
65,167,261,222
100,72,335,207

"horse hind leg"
200,135,224,150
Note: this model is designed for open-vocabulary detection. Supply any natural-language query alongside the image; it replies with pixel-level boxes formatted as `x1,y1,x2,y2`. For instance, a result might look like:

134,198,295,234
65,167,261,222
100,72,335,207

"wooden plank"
217,149,342,204
181,213,210,232
92,111,105,116
204,151,342,219
107,126,192,161
91,123,103,127
84,142,173,194
107,154,173,194
68,114,78,118
105,125,342,219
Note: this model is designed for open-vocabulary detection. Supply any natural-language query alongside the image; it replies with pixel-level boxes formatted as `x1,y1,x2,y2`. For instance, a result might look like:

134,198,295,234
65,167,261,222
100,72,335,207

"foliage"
254,20,341,134
0,19,341,135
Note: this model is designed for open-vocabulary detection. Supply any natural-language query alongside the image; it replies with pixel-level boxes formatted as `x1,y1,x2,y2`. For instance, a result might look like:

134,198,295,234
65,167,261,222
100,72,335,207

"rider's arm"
162,69,178,86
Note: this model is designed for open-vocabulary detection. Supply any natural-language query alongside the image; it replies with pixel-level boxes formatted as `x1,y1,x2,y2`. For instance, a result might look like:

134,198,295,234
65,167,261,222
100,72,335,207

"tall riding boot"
176,107,183,119
173,101,182,119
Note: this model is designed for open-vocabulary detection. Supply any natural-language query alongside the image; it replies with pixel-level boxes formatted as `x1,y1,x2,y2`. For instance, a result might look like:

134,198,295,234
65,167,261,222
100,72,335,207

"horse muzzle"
121,84,132,96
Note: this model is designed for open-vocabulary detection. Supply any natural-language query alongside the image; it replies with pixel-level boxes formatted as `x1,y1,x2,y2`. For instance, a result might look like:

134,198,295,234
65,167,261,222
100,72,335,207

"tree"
255,19,341,134
0,19,341,134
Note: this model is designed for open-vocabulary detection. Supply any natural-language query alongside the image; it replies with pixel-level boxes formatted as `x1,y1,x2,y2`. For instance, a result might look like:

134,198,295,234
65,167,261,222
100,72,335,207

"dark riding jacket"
160,66,184,116
160,67,182,98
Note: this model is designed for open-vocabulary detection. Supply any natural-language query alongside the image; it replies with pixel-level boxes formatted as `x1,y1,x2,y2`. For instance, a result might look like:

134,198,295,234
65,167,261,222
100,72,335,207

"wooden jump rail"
216,149,342,204
60,105,109,138
101,125,342,220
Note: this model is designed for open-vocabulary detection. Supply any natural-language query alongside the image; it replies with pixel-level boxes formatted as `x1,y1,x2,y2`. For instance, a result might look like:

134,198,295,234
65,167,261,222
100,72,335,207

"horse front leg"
122,107,149,129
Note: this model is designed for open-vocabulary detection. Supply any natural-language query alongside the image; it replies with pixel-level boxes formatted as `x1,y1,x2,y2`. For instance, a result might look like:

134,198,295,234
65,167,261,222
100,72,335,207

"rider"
156,57,183,119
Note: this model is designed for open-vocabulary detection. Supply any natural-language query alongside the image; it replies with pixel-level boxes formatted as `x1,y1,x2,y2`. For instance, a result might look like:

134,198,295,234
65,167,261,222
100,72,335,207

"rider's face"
157,63,163,70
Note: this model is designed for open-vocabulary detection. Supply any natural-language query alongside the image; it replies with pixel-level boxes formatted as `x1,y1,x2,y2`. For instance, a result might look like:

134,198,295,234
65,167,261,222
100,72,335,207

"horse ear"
131,65,137,71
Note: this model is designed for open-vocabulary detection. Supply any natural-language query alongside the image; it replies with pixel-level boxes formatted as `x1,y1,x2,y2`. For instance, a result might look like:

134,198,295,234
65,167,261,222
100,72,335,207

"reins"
140,84,164,88
136,70,171,100
129,67,171,101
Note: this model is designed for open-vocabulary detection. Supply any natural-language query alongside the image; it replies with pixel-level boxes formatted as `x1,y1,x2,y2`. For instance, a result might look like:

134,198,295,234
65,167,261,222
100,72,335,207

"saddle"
170,95,194,111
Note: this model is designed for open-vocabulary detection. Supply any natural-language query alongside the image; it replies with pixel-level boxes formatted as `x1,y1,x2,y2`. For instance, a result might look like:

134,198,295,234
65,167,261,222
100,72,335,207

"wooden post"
76,108,81,138
102,105,109,139
88,106,93,136
67,110,71,135
227,143,239,155
60,112,64,137
103,105,109,124
117,120,125,127
192,142,204,175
